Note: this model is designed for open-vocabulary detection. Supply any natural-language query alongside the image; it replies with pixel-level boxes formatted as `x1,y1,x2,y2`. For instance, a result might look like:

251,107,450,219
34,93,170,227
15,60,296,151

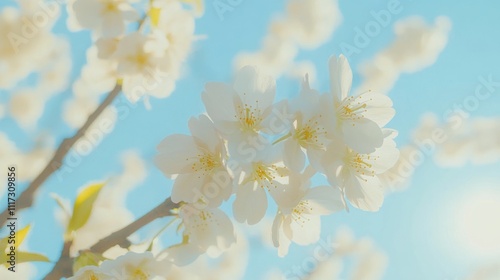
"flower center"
135,53,149,67
131,268,148,280
337,95,369,123
236,101,262,132
180,206,214,232
246,163,285,190
291,200,312,226
254,164,275,182
348,151,376,176
103,2,119,12
190,152,220,174
294,116,327,148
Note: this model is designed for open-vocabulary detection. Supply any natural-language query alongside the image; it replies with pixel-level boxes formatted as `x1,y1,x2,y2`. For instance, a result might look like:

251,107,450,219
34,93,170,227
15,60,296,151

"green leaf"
72,251,106,274
15,225,31,247
16,252,50,264
149,7,161,27
67,182,105,234
0,224,31,253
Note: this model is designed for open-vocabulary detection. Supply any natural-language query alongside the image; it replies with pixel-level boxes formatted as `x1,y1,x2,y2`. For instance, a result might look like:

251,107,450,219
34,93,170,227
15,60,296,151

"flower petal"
342,118,383,154
355,92,395,127
290,214,321,245
283,139,305,172
305,186,345,215
233,66,276,110
202,82,237,124
343,170,384,211
154,135,199,177
233,183,267,225
329,54,352,101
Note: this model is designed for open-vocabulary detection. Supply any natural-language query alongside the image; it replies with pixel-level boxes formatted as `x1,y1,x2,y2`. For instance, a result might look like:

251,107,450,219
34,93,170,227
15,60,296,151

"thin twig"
0,85,122,226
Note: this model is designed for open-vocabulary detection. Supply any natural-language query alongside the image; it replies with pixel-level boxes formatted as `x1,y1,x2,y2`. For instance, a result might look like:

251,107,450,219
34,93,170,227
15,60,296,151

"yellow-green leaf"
149,7,162,27
67,182,105,234
73,251,106,274
0,224,31,254
16,225,31,247
17,252,50,264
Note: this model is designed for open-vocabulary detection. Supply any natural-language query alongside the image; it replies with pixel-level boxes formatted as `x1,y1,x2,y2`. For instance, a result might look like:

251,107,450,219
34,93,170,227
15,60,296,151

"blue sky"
1,0,500,279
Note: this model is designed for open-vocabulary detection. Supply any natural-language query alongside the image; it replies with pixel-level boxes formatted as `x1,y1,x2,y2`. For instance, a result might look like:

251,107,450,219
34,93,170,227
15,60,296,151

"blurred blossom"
66,0,140,38
412,114,500,167
0,4,59,89
78,46,119,97
38,37,72,94
358,16,452,94
234,0,341,81
274,0,341,49
1,2,71,130
63,45,118,129
65,0,196,108
316,228,387,280
69,251,169,280
0,263,36,279
63,96,99,129
9,88,46,130
279,227,388,280
0,132,53,190
378,145,418,192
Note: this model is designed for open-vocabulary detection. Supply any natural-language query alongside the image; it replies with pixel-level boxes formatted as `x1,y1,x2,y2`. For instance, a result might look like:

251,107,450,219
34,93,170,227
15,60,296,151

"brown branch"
44,241,73,280
0,85,122,226
43,197,179,279
90,197,178,254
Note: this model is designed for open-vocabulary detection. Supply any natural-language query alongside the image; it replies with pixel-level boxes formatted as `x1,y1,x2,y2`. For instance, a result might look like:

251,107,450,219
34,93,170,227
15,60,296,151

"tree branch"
90,197,178,254
44,241,73,280
43,197,179,279
0,85,122,226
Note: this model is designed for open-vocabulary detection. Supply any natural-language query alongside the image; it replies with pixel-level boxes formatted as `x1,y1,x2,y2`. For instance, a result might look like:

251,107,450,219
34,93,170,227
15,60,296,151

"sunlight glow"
452,188,500,258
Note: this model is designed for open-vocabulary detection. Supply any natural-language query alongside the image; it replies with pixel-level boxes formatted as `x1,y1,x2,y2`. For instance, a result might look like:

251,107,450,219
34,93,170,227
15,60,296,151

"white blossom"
154,115,232,207
328,54,395,154
67,0,139,38
271,168,345,256
322,130,399,211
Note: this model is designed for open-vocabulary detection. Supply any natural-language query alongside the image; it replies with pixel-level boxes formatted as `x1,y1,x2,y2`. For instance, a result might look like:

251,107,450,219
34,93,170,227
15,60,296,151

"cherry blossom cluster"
154,54,399,261
68,251,168,280
64,0,197,125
